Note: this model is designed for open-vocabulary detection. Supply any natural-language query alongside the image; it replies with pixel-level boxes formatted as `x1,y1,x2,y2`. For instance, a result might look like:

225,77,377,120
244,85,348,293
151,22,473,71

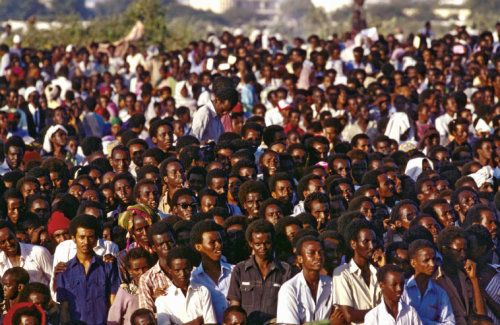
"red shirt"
284,124,305,135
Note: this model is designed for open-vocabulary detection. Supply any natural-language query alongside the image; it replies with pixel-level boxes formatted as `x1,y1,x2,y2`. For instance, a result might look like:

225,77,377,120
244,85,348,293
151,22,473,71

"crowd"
0,19,498,325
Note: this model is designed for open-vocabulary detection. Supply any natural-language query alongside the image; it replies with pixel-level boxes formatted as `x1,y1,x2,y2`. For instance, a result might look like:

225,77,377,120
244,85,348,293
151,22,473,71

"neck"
201,256,221,270
476,156,489,166
353,254,369,269
158,258,169,273
303,268,320,285
254,254,273,266
76,251,94,264
442,260,459,275
384,296,399,316
414,272,431,289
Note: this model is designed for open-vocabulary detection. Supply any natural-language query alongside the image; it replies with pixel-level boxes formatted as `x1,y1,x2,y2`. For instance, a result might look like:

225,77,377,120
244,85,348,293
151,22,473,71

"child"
2,267,30,313
19,282,60,325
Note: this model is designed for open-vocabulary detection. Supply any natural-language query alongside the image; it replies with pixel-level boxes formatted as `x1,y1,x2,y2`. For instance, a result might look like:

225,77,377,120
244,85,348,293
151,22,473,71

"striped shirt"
485,271,500,325
138,261,172,312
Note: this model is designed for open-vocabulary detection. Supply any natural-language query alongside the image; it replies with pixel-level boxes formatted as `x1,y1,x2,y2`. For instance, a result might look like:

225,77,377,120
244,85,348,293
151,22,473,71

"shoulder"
23,243,51,257
332,263,350,277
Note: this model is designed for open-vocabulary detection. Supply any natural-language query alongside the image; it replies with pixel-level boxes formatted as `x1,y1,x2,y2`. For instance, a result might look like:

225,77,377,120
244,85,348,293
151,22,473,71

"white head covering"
475,118,490,134
24,86,38,101
469,165,494,188
13,35,21,44
43,125,68,153
404,157,435,182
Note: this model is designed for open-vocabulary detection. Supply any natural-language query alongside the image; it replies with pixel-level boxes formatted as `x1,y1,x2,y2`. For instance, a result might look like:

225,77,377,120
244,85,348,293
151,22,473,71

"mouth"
214,250,222,256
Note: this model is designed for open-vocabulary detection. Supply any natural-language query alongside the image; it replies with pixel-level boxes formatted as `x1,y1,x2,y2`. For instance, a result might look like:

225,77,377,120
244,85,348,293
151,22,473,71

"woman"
41,124,76,165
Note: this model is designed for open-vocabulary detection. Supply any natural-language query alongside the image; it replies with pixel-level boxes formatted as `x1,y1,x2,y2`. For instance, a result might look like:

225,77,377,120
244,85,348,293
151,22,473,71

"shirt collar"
207,100,217,116
67,254,103,269
348,258,377,276
244,256,281,272
194,261,232,276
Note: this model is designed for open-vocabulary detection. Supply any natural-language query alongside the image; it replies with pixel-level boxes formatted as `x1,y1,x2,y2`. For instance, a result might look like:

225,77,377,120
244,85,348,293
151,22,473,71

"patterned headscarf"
118,204,159,252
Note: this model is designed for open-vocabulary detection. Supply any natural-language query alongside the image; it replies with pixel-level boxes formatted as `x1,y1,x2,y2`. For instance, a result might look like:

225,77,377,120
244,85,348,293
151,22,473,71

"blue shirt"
190,261,234,324
56,255,120,325
401,275,455,325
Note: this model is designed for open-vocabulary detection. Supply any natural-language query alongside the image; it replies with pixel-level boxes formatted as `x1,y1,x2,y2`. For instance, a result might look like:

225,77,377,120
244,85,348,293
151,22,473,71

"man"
238,180,269,221
472,138,493,167
333,219,381,324
109,145,131,175
435,95,457,146
402,239,455,325
304,192,330,231
138,222,176,312
150,119,173,154
134,179,161,212
1,88,28,132
361,170,395,206
191,87,238,143
0,136,25,175
0,221,52,285
451,186,479,225
130,309,157,325
57,215,120,324
156,247,217,325
228,220,293,324
20,87,44,139
268,172,295,213
365,265,423,325
293,174,325,216
190,221,234,324
422,199,456,229
433,226,486,325
276,235,333,324
171,188,198,220
158,158,185,215
223,306,248,325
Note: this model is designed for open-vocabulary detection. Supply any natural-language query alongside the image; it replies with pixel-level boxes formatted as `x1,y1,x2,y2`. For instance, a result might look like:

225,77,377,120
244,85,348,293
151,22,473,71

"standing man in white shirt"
276,235,335,324
364,265,423,325
332,219,381,324
0,221,53,285
155,247,217,325
435,95,457,146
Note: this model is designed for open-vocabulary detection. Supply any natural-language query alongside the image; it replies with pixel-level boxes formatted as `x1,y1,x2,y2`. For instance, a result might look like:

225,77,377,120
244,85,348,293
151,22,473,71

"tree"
122,0,169,47
54,0,91,19
0,0,48,20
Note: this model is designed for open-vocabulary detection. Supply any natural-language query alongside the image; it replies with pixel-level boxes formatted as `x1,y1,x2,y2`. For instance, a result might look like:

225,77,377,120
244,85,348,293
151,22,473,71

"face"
174,194,197,220
68,184,84,201
273,180,293,204
114,179,133,205
196,231,223,261
111,150,131,174
352,228,375,260
397,204,418,230
418,180,438,203
132,214,150,246
479,209,497,239
380,271,405,304
311,200,329,229
355,138,371,153
28,292,47,309
188,173,205,192
165,162,185,189
52,129,68,147
418,217,440,242
359,201,375,221
455,190,478,217
332,159,351,179
6,146,23,169
312,141,328,161
261,152,280,176
411,247,436,276
53,229,70,244
376,174,394,199
7,198,23,224
434,203,455,228
244,129,261,148
444,237,467,267
243,192,263,219
167,257,192,290
285,224,299,243
238,167,256,181
453,123,468,144
201,195,217,213
2,273,20,300
152,232,176,260
298,241,324,272
128,257,150,283
291,148,306,166
323,238,341,269
264,204,283,226
72,227,97,255
304,179,325,198
249,232,273,260
133,314,157,325
153,125,173,151
210,177,227,195
137,183,160,210
129,143,146,167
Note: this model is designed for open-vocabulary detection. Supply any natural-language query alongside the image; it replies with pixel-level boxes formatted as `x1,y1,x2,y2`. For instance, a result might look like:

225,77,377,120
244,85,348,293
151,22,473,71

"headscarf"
118,204,159,252
47,211,70,237
42,124,68,153
404,157,435,182
470,165,494,189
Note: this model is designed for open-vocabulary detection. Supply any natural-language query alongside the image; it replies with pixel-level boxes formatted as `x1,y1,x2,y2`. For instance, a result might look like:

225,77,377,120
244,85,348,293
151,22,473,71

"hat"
66,44,74,53
24,86,38,101
43,125,68,153
48,211,70,236
44,84,59,101
110,117,122,126
475,118,490,134
23,150,42,164
277,100,291,112
12,34,21,44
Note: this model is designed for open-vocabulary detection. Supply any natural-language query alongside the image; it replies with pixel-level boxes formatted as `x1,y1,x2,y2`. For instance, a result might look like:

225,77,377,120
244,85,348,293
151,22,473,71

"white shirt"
364,300,423,325
50,238,119,300
0,53,10,77
155,283,217,325
276,272,333,324
434,113,455,146
332,259,381,324
0,243,53,285
264,107,284,127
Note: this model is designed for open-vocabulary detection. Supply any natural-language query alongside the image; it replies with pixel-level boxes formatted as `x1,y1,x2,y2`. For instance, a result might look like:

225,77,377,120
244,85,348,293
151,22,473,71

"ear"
71,235,76,243
17,283,25,292
152,136,158,144
194,243,202,253
453,203,461,213
350,239,356,252
296,255,303,265
417,193,424,202
162,176,169,185
271,191,278,199
410,258,417,269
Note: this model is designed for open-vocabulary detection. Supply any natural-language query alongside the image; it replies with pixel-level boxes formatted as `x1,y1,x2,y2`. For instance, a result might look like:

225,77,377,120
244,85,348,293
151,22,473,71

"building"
188,0,235,13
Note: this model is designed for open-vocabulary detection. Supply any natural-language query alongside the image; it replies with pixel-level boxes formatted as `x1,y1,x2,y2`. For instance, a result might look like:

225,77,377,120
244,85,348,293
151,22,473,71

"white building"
188,0,235,13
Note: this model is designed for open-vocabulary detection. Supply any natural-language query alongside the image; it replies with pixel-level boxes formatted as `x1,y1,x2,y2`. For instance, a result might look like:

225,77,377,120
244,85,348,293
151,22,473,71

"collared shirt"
158,191,172,216
0,243,53,285
190,261,234,324
51,238,119,301
341,120,378,142
56,256,119,325
401,275,455,325
332,259,381,324
432,266,473,325
485,270,500,325
227,257,294,324
138,261,172,312
276,271,333,324
155,283,217,325
364,300,423,325
0,159,17,176
190,100,225,143
264,108,284,127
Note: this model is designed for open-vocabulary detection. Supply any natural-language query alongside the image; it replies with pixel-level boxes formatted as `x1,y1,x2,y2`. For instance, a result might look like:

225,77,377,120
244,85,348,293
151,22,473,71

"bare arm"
339,305,371,324
465,260,486,316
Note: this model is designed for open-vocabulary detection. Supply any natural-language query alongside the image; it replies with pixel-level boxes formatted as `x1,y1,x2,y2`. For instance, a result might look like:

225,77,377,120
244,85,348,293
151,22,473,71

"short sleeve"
201,286,217,324
226,265,242,302
276,283,300,325
332,270,354,307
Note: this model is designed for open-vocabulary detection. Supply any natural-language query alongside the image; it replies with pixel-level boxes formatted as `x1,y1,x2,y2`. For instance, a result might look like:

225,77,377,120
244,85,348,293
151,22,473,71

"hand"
103,254,116,263
153,286,167,299
464,259,477,279
54,262,67,274
330,307,345,325
372,248,386,268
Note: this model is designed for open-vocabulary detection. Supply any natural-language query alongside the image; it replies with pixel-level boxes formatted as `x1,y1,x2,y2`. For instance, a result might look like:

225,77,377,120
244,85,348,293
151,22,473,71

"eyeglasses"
178,203,197,210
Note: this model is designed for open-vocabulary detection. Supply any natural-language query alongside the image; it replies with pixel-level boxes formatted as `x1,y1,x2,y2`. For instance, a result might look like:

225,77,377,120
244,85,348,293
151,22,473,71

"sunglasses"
178,203,197,210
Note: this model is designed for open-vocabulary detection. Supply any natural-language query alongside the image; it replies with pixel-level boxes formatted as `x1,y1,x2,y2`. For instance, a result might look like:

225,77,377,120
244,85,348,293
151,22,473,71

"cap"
13,34,21,43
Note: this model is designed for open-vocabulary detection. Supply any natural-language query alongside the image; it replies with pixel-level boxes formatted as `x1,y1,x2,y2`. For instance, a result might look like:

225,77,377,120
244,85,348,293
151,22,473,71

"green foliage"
0,0,48,20
54,0,91,18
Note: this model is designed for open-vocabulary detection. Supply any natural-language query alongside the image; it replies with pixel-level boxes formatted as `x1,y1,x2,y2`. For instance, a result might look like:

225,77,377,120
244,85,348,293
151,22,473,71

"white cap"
13,35,21,44
24,86,38,101
66,44,74,53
